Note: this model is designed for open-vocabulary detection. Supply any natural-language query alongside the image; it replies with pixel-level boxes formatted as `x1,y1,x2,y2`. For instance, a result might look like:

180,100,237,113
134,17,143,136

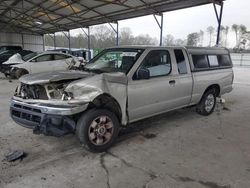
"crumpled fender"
65,72,128,124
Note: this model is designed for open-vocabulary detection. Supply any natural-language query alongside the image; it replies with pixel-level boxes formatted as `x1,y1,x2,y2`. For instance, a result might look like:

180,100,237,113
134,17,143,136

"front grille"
12,104,42,124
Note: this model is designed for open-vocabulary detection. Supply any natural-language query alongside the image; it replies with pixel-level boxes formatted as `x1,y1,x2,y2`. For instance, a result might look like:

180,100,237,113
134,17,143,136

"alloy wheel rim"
205,94,215,112
88,116,114,146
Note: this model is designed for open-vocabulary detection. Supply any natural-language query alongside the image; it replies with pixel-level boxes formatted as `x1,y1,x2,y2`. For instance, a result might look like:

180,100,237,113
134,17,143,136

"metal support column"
88,27,91,60
213,2,224,45
153,13,164,46
42,34,45,51
68,30,71,50
53,33,56,49
108,22,119,46
21,33,24,48
81,27,91,61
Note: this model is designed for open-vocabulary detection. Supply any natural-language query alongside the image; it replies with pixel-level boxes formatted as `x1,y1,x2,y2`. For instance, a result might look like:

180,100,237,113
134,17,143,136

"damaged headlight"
62,92,74,100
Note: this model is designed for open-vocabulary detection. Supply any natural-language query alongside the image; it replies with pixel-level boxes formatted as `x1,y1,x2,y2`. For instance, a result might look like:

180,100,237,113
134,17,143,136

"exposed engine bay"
15,82,70,100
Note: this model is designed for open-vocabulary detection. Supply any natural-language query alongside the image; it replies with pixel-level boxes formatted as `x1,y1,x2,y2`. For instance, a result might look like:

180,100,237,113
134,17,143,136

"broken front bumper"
10,98,88,136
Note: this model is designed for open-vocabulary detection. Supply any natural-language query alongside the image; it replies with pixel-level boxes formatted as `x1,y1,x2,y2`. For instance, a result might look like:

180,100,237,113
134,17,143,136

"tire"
196,89,216,116
15,68,28,79
76,109,120,152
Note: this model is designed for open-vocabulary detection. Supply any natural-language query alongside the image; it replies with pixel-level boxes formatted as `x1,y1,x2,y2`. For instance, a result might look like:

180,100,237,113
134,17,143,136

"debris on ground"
4,150,26,162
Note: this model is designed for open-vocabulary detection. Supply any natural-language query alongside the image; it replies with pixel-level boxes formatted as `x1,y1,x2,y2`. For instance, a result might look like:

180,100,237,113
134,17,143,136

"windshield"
22,52,38,61
85,48,144,74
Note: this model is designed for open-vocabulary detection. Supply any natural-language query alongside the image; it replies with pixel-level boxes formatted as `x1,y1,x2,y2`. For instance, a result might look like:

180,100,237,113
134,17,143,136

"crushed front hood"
19,70,94,85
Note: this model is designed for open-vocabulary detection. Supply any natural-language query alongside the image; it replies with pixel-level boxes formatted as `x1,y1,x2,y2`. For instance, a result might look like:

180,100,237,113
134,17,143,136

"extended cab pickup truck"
10,46,233,152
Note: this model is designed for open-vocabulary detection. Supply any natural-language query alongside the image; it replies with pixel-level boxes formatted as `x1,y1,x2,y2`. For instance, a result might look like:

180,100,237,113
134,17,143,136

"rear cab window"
192,55,209,69
192,53,232,71
208,55,219,67
217,55,232,67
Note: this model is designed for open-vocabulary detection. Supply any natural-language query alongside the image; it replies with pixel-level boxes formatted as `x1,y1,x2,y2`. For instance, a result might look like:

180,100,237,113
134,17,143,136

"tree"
222,26,229,47
232,24,247,48
119,27,134,45
174,38,186,46
133,34,158,45
199,30,204,46
163,34,174,46
187,32,200,46
207,26,215,47
232,24,240,46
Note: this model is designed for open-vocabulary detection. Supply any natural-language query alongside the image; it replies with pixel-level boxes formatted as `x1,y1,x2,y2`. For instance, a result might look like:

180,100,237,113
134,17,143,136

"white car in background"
8,52,81,78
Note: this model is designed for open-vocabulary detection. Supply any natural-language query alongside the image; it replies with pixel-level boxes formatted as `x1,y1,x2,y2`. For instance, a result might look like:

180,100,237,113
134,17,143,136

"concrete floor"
0,67,250,188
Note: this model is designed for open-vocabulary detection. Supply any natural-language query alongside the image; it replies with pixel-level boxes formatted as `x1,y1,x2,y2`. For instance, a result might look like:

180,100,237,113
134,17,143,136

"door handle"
169,80,176,85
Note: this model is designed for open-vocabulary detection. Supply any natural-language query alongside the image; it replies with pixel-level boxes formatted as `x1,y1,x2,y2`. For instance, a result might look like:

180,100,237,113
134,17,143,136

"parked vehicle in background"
0,50,34,77
10,46,233,152
0,46,24,65
0,47,32,65
48,48,93,61
9,52,81,78
0,45,22,53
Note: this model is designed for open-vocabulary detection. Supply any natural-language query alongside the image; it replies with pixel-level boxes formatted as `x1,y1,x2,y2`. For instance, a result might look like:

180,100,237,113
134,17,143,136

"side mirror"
137,68,150,80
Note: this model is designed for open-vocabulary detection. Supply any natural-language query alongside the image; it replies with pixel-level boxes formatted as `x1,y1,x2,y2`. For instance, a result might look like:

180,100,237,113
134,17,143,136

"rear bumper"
10,98,88,136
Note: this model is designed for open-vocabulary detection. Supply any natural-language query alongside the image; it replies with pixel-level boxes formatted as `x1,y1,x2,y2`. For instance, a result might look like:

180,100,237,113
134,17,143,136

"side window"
208,55,219,67
174,49,187,74
218,55,232,67
54,54,71,60
192,55,209,69
140,50,171,77
34,54,53,62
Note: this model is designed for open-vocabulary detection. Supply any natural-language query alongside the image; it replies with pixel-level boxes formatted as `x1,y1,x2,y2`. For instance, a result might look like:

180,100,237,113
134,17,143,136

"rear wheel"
196,89,216,116
76,109,120,152
14,68,28,79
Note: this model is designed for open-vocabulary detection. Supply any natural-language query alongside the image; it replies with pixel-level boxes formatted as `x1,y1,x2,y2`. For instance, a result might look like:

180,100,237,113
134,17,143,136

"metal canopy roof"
0,0,224,35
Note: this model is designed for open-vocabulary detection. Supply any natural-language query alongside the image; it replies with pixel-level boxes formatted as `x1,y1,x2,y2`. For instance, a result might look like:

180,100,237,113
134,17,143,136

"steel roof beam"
213,2,224,45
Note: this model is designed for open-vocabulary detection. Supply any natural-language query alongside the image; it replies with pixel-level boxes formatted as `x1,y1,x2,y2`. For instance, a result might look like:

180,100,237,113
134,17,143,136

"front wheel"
14,68,28,79
196,89,216,116
76,109,120,152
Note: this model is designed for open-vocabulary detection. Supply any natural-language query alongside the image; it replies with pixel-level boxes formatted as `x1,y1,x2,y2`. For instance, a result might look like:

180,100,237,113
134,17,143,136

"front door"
28,54,54,73
127,49,192,122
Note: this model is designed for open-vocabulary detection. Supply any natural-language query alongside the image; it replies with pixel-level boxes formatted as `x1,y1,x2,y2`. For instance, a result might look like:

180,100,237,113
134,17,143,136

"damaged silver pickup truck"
10,46,233,152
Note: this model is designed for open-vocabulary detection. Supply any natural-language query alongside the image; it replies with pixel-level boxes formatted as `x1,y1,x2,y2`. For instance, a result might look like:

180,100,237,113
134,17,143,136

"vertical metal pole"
116,22,119,46
240,53,243,66
68,30,71,50
42,34,45,51
153,13,164,46
160,14,163,46
88,27,91,61
108,22,119,46
54,33,56,49
216,2,224,45
21,33,24,48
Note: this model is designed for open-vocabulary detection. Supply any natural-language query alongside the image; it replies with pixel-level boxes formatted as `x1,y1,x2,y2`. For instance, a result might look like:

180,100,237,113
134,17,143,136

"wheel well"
87,94,122,123
204,84,220,97
19,68,29,74
14,68,29,75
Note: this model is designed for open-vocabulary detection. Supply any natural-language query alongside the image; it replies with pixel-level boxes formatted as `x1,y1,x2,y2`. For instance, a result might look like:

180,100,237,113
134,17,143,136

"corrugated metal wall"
0,32,44,52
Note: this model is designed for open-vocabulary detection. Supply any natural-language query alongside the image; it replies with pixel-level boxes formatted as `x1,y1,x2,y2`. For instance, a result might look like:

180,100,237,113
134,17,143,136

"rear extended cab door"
127,47,193,123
